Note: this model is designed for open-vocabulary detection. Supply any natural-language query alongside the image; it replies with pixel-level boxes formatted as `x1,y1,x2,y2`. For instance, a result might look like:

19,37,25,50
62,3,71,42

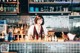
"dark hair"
34,15,44,25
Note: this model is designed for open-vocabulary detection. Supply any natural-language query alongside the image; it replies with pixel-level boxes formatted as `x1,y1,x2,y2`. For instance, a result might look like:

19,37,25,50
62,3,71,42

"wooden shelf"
0,12,19,14
28,0,80,15
0,2,19,4
29,2,72,4
0,0,20,15
29,11,71,14
0,12,19,15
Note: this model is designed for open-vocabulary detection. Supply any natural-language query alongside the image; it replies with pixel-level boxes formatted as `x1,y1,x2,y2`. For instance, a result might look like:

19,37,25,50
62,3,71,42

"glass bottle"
8,28,13,42
40,7,44,12
0,4,4,12
2,0,5,2
4,33,8,42
54,36,58,42
4,6,6,12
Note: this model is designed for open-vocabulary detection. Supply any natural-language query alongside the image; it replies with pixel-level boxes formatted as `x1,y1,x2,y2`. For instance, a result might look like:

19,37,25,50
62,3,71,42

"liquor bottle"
59,6,62,11
0,4,4,12
13,4,16,12
52,35,58,42
54,36,58,42
8,28,13,42
9,5,12,12
4,33,8,42
40,7,44,12
39,0,41,2
52,36,55,41
35,7,39,12
4,6,6,12
2,0,5,2
41,0,44,2
55,6,59,11
35,0,38,2
4,4,8,12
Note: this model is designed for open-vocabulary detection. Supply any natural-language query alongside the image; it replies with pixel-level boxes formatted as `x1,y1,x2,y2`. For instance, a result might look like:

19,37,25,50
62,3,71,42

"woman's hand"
28,35,33,40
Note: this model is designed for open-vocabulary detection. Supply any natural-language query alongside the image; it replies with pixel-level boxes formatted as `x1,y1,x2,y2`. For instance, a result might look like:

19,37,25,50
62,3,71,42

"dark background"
19,0,28,15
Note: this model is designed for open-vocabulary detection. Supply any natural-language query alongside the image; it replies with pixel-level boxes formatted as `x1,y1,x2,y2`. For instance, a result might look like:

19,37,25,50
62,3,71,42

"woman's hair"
34,15,44,25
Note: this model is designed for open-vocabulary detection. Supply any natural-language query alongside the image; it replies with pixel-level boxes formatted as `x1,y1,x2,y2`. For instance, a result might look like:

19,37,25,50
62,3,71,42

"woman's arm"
27,25,34,40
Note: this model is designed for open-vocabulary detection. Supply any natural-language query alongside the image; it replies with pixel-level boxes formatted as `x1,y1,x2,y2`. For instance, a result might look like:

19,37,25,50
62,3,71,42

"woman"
27,15,48,40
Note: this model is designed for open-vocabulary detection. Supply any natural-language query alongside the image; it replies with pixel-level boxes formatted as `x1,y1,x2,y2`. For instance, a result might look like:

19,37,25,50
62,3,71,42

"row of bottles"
29,6,69,12
47,35,58,42
0,4,17,12
30,0,71,2
0,0,17,2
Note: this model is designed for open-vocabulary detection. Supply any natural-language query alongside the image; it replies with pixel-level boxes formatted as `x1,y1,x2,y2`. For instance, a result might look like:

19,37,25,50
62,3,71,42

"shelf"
29,2,72,4
69,15,80,16
0,13,17,15
0,2,19,4
28,0,80,15
29,11,71,14
0,12,19,14
0,0,19,15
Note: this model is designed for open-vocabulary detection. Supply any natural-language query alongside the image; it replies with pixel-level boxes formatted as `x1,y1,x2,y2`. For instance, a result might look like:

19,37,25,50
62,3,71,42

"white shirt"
27,25,48,36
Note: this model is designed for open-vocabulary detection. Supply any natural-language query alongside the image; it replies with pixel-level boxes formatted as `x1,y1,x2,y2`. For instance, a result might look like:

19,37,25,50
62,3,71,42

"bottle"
52,35,58,42
41,0,44,2
40,7,44,12
2,0,5,2
35,0,38,2
4,33,8,42
8,28,13,42
4,6,6,12
39,0,41,2
0,4,4,12
13,4,16,12
54,36,58,42
52,36,55,41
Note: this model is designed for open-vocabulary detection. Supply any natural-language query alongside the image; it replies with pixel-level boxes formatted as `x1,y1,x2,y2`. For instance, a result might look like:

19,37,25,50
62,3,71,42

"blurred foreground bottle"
52,35,58,42
8,28,13,42
0,4,4,12
4,33,8,42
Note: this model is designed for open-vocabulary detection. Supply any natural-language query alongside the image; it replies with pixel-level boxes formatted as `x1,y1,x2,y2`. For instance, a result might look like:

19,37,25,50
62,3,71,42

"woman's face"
37,18,43,25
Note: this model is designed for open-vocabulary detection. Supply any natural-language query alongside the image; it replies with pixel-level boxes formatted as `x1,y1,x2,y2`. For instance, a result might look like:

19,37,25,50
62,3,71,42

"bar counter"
0,39,80,53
